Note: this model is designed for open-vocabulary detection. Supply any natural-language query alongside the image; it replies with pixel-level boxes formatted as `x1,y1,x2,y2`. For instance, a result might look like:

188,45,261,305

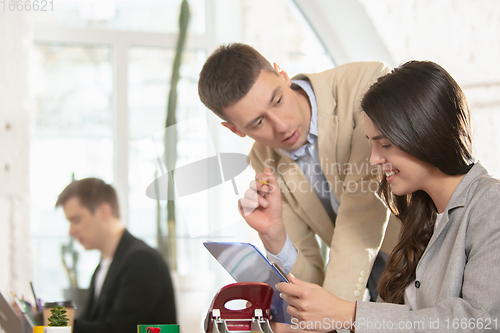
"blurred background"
1,0,499,331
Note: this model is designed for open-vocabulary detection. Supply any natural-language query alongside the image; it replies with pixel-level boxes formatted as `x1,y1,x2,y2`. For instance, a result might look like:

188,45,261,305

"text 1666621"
2,0,53,11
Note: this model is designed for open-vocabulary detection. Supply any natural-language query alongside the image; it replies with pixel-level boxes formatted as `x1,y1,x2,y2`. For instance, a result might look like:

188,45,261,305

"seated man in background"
55,178,177,333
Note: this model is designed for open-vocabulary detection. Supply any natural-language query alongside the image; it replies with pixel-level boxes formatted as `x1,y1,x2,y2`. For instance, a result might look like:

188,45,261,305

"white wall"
358,0,500,176
0,11,33,300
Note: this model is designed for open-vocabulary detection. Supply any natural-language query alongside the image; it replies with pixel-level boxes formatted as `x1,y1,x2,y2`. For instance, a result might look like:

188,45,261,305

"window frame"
33,21,217,226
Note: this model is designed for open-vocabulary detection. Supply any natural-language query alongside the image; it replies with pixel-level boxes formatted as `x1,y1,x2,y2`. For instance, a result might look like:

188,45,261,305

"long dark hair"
361,61,474,304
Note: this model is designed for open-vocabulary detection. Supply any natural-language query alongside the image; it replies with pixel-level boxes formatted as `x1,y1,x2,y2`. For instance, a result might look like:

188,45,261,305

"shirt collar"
445,162,482,211
281,79,318,160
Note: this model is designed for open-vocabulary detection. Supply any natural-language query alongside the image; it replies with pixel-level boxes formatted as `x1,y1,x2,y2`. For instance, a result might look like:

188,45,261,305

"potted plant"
44,306,71,333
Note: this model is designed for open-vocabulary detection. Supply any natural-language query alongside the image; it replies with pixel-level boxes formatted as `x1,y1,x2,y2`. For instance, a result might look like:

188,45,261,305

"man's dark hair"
55,177,120,218
198,43,276,120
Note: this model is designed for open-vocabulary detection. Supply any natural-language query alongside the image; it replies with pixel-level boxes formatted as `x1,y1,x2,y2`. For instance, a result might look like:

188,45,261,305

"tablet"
204,241,292,324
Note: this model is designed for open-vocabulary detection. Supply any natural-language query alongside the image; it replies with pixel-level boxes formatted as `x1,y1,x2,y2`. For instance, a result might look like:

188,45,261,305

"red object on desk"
204,282,273,332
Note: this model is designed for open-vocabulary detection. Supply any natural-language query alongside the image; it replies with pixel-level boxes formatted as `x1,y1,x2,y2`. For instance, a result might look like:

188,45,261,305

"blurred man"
56,178,176,333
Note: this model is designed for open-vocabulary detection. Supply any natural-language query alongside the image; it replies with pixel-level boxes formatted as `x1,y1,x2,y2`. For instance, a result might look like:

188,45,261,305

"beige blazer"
249,61,400,302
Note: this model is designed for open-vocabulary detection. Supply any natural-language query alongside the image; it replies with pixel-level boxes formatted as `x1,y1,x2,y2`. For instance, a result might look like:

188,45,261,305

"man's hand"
276,274,356,332
238,167,287,255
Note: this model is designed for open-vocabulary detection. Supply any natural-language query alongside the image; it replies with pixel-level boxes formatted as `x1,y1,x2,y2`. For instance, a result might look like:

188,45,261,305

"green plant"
61,173,80,288
61,238,79,288
158,0,190,270
47,306,69,327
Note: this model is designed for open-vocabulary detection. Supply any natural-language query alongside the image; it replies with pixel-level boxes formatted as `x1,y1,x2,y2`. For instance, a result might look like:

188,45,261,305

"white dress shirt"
94,258,112,299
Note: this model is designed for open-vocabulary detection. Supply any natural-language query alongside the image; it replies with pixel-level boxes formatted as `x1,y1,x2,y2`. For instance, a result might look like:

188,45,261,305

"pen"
258,180,269,185
30,282,40,312
10,291,26,313
11,291,37,325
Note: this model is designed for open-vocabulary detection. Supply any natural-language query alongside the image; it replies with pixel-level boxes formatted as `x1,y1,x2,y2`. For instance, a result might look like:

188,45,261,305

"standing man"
198,43,400,302
56,178,177,333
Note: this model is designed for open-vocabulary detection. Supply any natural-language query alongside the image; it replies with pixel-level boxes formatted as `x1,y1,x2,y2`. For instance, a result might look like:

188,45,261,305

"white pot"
43,327,72,333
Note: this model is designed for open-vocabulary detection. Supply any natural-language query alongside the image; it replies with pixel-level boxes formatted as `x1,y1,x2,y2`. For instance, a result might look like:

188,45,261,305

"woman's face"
364,114,438,196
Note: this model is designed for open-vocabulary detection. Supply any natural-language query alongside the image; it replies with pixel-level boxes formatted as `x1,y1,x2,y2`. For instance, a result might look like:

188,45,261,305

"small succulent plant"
47,306,69,327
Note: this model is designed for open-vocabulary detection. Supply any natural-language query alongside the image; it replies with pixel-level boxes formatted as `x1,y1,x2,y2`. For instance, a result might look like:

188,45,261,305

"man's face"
63,197,104,251
222,69,312,151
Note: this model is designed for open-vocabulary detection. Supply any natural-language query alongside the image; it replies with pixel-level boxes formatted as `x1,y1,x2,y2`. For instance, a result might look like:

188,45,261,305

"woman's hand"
238,167,286,254
276,274,357,332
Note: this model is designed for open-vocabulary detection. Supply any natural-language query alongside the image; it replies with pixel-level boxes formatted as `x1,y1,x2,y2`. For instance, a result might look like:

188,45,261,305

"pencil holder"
33,326,46,333
43,327,71,333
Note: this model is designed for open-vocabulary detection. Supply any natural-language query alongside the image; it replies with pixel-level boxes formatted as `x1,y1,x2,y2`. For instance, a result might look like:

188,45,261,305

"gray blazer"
356,163,500,332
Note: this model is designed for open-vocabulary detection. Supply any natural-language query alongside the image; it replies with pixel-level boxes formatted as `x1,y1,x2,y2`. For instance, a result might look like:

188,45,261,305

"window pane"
128,46,211,275
285,0,335,72
31,44,113,300
33,0,206,35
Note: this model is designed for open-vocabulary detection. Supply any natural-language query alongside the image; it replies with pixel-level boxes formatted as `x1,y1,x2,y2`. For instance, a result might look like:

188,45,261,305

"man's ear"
221,122,246,138
273,62,291,85
96,202,113,221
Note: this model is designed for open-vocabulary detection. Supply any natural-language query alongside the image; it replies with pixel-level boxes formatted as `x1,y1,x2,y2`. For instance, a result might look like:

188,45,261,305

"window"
127,46,211,274
31,43,113,297
30,0,334,329
33,0,207,34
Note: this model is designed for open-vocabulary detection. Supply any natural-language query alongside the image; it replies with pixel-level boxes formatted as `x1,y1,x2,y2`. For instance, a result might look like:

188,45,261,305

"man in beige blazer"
198,43,400,303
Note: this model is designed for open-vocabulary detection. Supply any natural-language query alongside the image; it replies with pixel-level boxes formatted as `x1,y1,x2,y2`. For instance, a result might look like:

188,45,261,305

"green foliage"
47,306,69,327
61,173,79,288
159,0,190,271
61,238,79,287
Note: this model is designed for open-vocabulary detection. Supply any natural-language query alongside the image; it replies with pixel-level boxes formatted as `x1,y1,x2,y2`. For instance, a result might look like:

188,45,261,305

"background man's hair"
198,43,275,120
56,177,120,218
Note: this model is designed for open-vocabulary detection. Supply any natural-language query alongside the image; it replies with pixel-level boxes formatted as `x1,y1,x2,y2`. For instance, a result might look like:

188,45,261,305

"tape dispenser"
204,282,274,333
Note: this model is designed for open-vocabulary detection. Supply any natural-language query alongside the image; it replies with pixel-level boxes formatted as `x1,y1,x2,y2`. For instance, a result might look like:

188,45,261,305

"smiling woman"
275,61,500,333
364,116,445,197
362,61,474,306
